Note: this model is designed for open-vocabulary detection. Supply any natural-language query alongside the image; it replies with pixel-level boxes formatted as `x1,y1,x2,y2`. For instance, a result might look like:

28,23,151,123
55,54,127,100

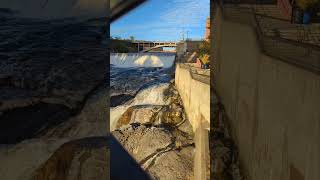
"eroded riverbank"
110,54,196,179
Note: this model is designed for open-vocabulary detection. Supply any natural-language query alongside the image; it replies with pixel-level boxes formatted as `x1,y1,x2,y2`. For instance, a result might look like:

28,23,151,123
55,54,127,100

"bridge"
140,44,177,52
132,41,177,52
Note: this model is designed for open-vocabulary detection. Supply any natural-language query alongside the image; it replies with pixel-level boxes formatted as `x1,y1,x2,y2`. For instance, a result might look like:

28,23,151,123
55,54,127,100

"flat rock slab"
148,146,194,180
31,137,109,180
112,124,195,180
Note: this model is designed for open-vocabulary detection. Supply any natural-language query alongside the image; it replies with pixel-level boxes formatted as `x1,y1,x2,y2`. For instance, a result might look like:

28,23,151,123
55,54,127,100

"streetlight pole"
186,30,189,41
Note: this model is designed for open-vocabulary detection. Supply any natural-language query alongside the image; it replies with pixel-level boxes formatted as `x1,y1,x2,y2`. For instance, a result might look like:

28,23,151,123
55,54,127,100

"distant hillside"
110,39,137,53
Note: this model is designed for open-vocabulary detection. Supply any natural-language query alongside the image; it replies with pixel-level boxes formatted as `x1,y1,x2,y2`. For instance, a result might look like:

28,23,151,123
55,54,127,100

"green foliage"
197,40,210,56
196,40,211,65
129,36,135,42
110,39,136,53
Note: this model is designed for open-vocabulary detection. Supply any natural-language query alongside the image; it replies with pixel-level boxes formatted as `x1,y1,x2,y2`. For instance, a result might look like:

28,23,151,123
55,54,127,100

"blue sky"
111,0,209,41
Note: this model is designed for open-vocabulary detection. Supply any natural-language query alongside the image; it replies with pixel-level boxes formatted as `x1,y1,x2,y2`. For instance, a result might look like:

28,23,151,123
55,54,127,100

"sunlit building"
205,17,210,41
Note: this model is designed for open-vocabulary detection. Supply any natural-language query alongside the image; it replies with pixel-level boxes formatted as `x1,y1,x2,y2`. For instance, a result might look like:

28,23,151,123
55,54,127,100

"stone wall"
175,63,210,179
212,6,320,180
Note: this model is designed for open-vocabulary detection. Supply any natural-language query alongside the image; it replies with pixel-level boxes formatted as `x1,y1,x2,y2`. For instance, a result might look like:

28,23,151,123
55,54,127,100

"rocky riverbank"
0,12,109,179
0,12,108,144
111,77,195,179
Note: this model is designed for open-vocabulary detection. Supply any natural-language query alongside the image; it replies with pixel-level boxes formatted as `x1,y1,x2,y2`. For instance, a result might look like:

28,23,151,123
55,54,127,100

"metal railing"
178,63,210,84
216,0,320,74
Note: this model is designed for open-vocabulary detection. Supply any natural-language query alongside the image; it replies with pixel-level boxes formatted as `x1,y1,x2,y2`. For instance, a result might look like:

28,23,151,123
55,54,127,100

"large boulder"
112,124,194,180
0,83,109,179
116,105,163,129
31,137,109,180
0,138,68,180
115,93,187,129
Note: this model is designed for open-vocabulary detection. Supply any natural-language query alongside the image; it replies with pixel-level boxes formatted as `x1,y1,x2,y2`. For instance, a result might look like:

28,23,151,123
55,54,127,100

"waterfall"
110,83,170,131
110,53,175,68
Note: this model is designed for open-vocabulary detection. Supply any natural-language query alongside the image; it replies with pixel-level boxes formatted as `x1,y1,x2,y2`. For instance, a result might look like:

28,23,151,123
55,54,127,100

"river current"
110,53,176,131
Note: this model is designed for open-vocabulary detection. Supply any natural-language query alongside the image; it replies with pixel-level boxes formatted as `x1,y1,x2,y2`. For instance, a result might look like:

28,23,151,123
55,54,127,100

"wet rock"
158,106,184,125
129,105,162,124
116,105,163,129
115,107,134,128
0,102,73,144
41,86,108,139
31,137,109,180
110,94,134,107
0,16,108,143
0,15,109,180
116,103,186,129
0,83,109,180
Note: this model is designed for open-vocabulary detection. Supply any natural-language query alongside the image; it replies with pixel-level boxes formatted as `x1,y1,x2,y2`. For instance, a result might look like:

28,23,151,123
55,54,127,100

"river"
110,52,195,179
110,52,176,130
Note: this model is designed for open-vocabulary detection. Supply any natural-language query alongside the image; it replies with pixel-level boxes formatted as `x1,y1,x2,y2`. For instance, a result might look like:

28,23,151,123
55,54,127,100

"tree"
197,40,210,57
196,40,211,65
129,36,135,42
296,0,320,10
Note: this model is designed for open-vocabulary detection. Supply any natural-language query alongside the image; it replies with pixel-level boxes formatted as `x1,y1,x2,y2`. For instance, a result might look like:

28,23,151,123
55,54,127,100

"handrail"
178,63,210,85
216,0,320,74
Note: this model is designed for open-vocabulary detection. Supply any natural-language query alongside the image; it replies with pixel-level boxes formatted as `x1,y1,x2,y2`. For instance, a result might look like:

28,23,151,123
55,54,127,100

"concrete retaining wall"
213,8,320,180
175,63,210,130
175,63,210,179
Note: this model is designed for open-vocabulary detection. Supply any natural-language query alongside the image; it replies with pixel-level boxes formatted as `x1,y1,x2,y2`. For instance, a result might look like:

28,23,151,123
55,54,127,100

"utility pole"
179,31,184,42
186,30,189,41
182,27,185,41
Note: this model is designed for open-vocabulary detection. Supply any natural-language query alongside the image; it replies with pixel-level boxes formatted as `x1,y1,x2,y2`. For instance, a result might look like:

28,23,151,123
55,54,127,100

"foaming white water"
132,83,169,105
110,83,170,131
111,53,175,68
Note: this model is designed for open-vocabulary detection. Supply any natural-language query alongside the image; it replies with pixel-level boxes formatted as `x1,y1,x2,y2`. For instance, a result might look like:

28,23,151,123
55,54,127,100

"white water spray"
110,83,170,131
111,53,175,68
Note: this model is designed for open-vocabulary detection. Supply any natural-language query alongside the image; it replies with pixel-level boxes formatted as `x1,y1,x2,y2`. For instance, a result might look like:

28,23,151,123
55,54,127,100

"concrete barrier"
175,63,210,179
175,63,210,130
213,5,320,180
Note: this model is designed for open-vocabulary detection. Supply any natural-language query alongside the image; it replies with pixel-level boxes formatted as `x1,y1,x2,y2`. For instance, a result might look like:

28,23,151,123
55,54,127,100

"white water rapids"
110,53,175,131
110,83,170,131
